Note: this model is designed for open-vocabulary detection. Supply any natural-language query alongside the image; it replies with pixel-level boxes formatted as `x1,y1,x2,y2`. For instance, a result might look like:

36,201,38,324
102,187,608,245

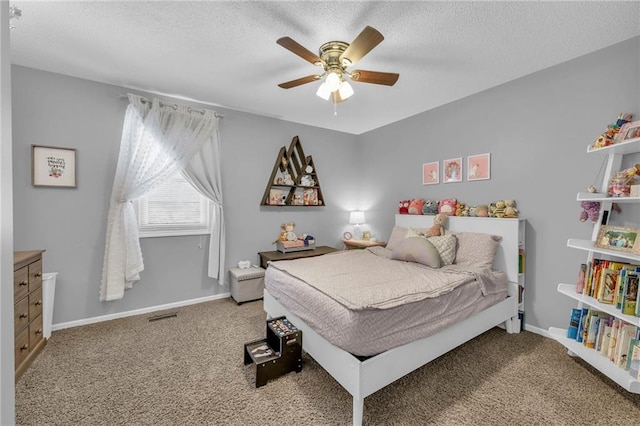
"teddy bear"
427,213,448,237
579,201,600,223
489,200,506,218
398,200,410,214
503,200,519,218
460,205,470,217
408,198,425,215
273,222,296,243
421,199,439,215
455,202,466,216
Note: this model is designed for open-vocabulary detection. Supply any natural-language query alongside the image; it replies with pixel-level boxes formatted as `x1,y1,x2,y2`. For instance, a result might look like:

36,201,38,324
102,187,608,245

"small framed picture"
614,120,640,143
31,145,77,188
422,161,439,185
467,153,491,181
596,225,640,254
443,157,462,183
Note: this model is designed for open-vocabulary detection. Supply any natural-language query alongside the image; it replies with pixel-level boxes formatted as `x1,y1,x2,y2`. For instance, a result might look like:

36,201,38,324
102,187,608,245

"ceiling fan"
277,26,399,104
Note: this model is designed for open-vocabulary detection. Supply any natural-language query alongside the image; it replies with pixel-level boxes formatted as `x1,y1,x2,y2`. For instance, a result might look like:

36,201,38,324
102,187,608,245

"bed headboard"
394,214,524,283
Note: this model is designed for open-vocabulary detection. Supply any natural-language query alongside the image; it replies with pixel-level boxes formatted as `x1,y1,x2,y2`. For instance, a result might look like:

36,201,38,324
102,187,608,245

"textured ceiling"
9,1,640,135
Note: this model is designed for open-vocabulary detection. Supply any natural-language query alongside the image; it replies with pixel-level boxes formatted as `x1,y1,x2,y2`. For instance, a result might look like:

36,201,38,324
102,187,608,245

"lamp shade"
349,211,366,225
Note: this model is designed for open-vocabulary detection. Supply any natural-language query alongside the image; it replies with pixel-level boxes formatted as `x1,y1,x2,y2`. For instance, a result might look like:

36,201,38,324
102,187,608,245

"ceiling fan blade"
277,37,323,66
350,70,399,86
340,26,384,66
278,75,321,89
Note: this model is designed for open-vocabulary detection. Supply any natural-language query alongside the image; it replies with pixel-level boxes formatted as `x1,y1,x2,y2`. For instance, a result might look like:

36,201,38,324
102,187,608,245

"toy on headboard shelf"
427,213,448,237
408,198,425,215
398,200,410,214
421,199,439,215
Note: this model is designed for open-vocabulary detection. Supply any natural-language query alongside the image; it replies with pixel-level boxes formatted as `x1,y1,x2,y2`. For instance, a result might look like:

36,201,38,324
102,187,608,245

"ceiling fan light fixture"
338,80,354,100
316,82,331,100
325,72,341,92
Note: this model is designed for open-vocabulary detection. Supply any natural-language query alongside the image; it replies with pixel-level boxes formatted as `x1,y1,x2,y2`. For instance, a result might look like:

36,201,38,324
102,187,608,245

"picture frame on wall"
467,153,491,181
422,161,439,185
596,225,640,254
443,157,462,183
31,145,77,188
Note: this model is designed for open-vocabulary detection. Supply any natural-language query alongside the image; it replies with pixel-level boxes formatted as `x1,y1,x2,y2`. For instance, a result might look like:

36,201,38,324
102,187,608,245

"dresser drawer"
15,328,30,369
29,286,43,321
29,259,42,291
14,297,29,335
14,266,29,301
29,315,44,351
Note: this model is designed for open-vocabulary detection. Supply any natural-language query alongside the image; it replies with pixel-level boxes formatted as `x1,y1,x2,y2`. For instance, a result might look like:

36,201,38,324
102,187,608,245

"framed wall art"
422,161,439,185
467,153,491,181
614,120,640,143
596,225,640,254
32,145,77,188
443,157,462,183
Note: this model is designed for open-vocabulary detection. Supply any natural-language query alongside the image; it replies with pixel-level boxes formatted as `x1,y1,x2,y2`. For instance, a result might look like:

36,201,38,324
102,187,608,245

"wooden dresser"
14,250,46,381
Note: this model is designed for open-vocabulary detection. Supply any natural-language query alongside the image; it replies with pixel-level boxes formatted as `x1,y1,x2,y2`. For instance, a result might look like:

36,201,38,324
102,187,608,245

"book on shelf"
600,324,613,356
622,271,639,316
615,324,638,368
575,308,589,343
585,312,604,349
518,249,525,274
595,318,609,352
629,343,640,379
625,338,640,370
567,308,582,340
576,263,587,294
607,319,622,362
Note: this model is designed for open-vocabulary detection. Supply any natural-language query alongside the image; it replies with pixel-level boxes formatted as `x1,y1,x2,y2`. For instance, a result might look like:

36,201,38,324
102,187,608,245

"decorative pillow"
438,198,457,216
426,234,457,265
386,226,408,251
391,237,441,268
404,228,456,266
451,232,502,268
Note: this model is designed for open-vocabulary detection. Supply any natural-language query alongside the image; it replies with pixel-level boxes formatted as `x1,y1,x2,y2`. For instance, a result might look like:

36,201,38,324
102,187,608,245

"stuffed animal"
438,198,456,216
579,201,600,223
503,200,518,218
476,204,489,217
460,205,470,217
273,222,296,243
408,198,425,215
283,173,294,186
398,200,410,214
494,200,506,218
488,202,497,217
422,199,439,215
427,213,448,237
468,206,477,217
455,202,466,217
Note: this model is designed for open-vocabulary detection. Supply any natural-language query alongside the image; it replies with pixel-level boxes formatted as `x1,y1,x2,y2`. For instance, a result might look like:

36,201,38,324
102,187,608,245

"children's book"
615,324,638,368
622,271,639,316
575,308,589,343
607,319,621,361
585,313,602,349
595,318,609,352
576,263,586,294
625,338,640,370
600,325,613,356
597,268,619,304
567,308,581,340
629,343,640,379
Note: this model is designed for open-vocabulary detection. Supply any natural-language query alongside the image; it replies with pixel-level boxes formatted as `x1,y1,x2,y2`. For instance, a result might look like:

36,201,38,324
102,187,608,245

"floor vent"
148,312,177,322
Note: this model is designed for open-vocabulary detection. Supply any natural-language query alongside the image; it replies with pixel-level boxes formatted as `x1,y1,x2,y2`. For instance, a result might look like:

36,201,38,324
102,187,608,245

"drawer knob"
20,344,28,351
19,313,27,319
35,300,42,306
19,281,27,286
34,272,42,278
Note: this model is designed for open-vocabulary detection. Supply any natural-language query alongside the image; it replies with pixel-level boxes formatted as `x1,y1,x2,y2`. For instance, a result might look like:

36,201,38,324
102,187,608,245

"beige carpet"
15,298,640,425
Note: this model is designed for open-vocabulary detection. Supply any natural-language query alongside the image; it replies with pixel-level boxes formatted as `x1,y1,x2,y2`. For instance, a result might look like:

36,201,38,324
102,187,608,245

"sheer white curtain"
182,127,225,282
100,93,219,301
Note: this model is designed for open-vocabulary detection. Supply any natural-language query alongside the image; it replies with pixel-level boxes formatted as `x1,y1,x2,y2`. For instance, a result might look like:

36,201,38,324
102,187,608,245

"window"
135,173,212,238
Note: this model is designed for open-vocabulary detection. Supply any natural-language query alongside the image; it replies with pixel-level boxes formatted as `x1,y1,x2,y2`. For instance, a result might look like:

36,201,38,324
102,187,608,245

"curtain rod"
118,94,224,119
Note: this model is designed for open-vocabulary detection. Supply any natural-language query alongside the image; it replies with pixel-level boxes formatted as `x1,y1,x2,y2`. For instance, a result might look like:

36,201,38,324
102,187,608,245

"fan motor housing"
319,41,350,68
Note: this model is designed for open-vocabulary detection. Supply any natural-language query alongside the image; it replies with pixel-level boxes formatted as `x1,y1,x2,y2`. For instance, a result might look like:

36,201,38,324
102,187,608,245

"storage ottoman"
229,266,265,304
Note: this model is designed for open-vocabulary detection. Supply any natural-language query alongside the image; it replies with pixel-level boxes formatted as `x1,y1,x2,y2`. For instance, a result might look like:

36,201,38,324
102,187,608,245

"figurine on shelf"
273,222,296,244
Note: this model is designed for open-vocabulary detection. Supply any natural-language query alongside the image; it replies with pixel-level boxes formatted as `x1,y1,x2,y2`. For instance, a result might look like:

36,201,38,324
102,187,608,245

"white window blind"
135,173,212,238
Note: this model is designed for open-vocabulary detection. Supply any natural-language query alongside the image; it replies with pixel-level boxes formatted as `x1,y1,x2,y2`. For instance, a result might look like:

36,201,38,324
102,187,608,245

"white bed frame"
263,215,523,425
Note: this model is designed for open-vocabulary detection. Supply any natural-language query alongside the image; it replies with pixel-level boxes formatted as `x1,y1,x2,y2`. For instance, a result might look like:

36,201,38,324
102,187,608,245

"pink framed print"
467,153,491,181
443,157,462,183
422,161,439,185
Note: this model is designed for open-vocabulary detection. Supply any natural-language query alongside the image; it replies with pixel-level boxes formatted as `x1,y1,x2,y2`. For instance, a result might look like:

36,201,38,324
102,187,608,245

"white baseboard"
51,292,231,332
524,323,550,338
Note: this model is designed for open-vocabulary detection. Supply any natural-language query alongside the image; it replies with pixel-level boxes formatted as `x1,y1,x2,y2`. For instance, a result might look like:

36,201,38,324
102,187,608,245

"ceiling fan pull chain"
334,102,338,117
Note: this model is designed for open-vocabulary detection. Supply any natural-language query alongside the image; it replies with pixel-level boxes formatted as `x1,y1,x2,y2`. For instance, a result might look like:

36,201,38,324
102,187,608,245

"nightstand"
342,239,386,250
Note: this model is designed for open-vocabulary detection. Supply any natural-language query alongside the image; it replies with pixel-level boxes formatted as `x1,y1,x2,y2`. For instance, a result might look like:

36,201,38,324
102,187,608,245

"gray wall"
357,37,640,331
10,37,640,334
11,66,359,325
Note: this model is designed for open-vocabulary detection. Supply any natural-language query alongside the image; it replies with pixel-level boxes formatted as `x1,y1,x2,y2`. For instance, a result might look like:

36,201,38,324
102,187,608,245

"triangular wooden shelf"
261,136,325,207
